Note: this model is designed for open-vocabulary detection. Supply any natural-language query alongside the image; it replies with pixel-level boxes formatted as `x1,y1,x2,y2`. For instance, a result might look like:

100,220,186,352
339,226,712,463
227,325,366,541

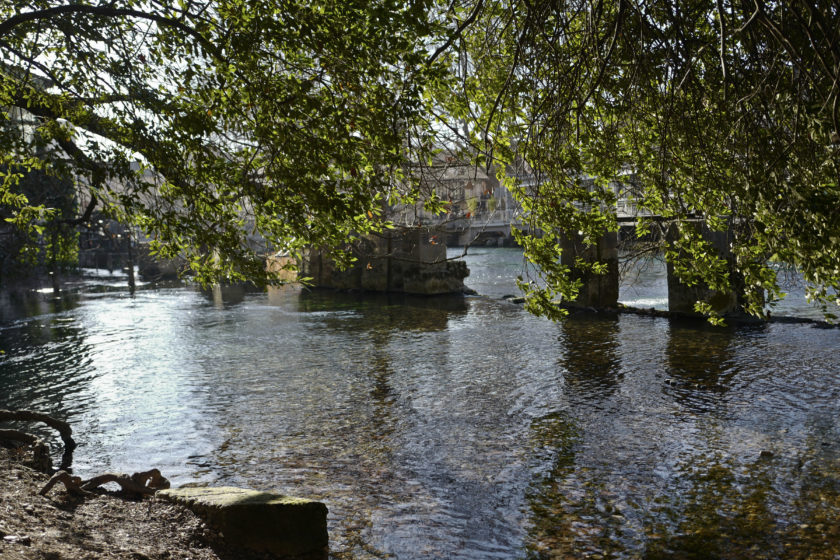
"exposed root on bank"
83,469,171,494
0,409,77,471
39,470,89,496
0,409,77,451
40,468,171,497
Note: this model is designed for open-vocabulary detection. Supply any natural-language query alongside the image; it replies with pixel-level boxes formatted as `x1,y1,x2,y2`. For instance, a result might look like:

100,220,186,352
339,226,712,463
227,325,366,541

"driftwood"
0,409,77,451
0,409,77,470
82,469,171,494
40,468,170,497
39,470,88,496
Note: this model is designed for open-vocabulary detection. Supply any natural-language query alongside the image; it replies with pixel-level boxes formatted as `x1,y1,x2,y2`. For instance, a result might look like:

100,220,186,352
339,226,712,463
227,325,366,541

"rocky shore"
0,447,272,560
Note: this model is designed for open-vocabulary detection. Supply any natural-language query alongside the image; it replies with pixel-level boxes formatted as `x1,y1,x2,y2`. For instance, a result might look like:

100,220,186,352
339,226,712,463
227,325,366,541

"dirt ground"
0,446,272,560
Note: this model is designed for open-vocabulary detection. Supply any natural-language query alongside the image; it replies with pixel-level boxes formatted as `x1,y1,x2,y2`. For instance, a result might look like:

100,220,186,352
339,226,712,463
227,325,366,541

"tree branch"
426,0,485,66
0,4,220,60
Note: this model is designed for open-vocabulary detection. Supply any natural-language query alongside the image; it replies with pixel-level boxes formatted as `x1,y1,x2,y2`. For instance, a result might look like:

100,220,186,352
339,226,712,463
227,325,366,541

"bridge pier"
560,231,619,308
300,227,468,295
665,223,742,316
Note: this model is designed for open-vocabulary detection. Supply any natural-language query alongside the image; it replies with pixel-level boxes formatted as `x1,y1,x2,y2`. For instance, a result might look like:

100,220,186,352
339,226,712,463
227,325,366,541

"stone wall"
300,227,469,295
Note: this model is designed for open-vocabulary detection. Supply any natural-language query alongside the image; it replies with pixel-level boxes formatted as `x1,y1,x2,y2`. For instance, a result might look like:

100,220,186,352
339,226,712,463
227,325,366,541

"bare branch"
0,4,220,60
427,0,485,66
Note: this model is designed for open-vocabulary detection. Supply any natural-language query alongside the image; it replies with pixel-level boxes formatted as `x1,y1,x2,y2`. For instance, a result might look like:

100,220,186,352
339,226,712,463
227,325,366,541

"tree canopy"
444,0,840,320
1,0,445,283
2,0,839,320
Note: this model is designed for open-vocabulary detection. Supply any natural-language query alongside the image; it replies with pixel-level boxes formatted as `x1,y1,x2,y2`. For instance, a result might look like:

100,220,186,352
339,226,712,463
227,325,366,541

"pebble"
3,534,32,545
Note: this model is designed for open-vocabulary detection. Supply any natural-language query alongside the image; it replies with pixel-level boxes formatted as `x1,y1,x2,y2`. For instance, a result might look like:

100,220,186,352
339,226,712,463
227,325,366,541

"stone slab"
157,487,327,559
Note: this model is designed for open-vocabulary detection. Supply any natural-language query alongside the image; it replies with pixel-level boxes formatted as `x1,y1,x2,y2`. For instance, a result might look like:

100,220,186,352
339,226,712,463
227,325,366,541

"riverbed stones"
157,486,328,559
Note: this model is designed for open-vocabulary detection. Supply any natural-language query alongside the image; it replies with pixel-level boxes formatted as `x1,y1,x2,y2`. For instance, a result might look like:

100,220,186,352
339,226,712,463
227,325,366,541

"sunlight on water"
1,252,839,559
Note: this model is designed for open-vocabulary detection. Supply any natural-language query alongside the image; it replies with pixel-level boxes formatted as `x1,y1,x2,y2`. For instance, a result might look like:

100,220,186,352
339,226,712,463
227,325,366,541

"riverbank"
0,447,271,560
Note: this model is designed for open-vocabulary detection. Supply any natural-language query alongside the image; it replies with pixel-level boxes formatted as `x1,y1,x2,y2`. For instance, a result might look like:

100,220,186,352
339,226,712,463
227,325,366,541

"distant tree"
0,0,447,284
441,0,840,321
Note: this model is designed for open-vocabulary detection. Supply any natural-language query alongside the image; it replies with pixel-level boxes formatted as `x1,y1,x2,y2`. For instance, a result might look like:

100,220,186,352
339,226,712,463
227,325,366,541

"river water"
1,248,839,558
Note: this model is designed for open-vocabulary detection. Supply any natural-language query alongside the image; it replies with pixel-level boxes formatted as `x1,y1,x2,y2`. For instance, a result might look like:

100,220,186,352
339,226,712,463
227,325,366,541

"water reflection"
1,254,839,559
0,288,81,325
525,411,586,558
296,289,468,333
662,320,742,412
642,454,780,559
522,316,840,558
558,315,622,400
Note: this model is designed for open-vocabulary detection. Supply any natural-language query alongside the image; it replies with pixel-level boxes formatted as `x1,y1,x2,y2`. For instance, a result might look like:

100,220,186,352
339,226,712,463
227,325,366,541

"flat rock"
157,487,327,559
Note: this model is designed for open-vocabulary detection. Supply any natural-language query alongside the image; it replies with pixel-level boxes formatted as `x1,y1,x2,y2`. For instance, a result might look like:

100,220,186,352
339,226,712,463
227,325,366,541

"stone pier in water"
665,223,741,315
300,227,469,295
561,223,744,316
560,231,620,308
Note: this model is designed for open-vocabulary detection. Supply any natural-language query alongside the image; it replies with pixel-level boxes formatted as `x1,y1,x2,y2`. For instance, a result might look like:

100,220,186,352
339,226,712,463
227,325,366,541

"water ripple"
2,261,840,558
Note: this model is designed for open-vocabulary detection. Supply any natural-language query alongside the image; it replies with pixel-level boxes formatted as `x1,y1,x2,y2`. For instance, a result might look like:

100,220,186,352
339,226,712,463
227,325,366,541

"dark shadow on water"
557,315,622,400
0,287,81,324
662,319,740,413
295,288,469,333
525,411,629,559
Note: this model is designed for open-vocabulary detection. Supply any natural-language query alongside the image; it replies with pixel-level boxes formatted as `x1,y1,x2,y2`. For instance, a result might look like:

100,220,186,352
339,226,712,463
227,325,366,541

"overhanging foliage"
0,0,446,284
441,0,840,320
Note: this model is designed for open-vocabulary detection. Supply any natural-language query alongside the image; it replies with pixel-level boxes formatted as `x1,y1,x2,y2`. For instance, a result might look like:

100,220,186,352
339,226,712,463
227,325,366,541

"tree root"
82,469,171,494
39,470,88,496
40,468,171,497
0,409,77,451
0,409,77,470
